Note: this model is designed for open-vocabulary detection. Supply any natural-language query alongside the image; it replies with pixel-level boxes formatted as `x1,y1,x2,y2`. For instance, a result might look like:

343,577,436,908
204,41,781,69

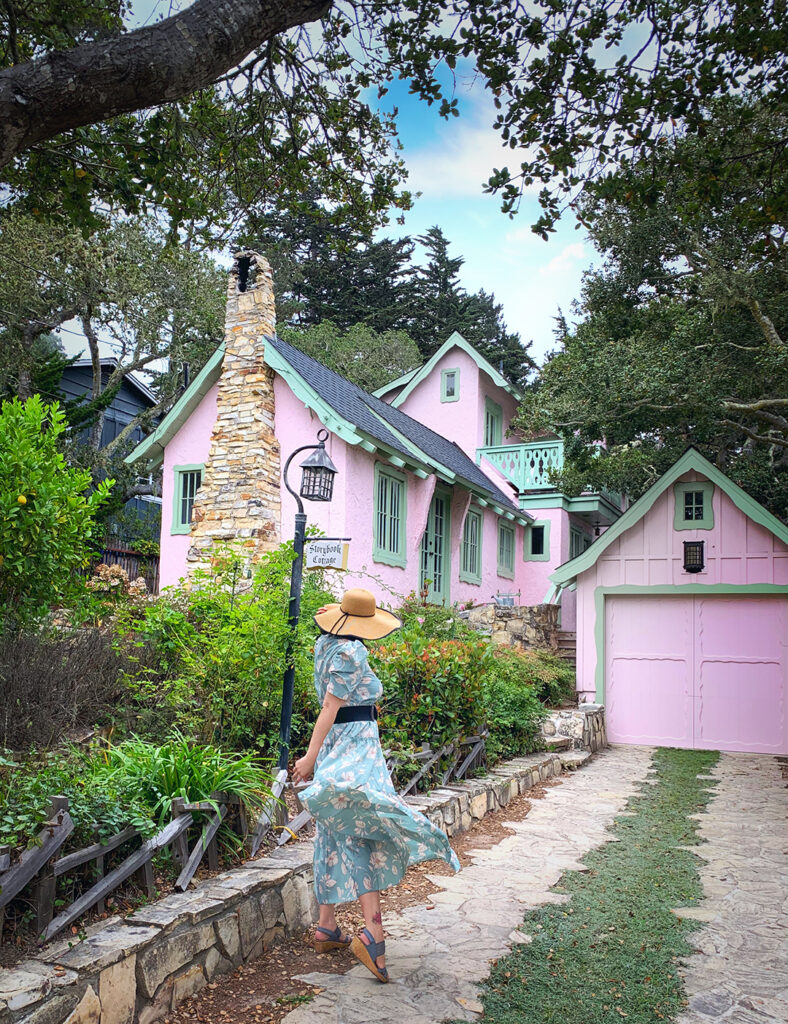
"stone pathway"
281,745,654,1024
675,753,788,1024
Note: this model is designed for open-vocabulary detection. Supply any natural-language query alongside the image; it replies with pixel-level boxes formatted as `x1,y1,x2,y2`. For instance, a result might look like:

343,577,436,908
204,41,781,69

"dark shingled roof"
268,335,524,515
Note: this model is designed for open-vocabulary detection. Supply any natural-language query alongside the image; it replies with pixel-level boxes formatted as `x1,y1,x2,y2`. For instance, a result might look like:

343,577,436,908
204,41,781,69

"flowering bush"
372,634,491,751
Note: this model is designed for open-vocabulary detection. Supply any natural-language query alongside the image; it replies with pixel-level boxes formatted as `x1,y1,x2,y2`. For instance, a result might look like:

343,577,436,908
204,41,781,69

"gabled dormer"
373,331,523,453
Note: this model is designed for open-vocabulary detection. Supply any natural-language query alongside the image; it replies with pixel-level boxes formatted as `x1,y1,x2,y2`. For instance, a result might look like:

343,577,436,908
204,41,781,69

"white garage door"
605,594,788,754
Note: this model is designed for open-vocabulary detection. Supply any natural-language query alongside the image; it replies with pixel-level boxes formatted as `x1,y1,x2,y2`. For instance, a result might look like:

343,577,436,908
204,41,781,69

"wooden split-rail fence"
0,730,487,945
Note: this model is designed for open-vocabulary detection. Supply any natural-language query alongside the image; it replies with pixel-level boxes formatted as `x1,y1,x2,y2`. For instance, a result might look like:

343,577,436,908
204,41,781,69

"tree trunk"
0,0,332,167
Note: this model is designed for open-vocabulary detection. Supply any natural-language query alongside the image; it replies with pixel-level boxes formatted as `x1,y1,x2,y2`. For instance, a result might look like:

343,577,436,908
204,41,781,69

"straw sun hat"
314,588,401,641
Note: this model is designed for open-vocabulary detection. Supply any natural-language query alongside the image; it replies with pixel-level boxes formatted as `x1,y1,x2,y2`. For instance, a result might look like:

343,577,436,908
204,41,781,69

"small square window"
684,490,705,521
674,481,714,530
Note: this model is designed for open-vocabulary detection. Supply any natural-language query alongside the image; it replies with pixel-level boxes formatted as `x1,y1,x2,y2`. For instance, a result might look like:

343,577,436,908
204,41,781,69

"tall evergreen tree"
411,227,534,386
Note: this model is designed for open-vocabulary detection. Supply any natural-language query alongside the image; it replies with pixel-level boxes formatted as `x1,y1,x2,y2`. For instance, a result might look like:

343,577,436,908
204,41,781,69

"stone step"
560,750,592,771
541,735,572,752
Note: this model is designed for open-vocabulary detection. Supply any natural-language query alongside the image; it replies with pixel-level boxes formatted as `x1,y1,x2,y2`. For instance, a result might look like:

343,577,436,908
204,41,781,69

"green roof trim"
550,447,788,586
372,366,420,398
125,344,225,470
390,332,522,408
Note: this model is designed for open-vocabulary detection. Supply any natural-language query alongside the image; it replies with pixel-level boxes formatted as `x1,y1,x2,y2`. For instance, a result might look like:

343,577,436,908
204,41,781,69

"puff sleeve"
324,640,364,702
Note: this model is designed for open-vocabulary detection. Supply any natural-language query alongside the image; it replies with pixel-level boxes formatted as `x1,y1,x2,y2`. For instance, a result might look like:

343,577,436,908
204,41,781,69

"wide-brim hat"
314,588,401,641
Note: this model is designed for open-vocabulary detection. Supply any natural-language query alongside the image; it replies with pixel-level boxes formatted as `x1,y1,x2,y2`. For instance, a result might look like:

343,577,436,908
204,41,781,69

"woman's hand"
293,754,315,785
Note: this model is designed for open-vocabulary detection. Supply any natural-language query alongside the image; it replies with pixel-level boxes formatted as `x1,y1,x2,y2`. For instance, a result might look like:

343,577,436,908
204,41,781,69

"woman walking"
293,588,460,983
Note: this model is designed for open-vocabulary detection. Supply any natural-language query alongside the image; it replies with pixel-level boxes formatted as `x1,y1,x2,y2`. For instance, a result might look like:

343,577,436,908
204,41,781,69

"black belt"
334,705,378,724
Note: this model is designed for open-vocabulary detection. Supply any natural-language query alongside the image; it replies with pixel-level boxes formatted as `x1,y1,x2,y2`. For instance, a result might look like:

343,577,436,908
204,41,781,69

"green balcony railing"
477,440,564,491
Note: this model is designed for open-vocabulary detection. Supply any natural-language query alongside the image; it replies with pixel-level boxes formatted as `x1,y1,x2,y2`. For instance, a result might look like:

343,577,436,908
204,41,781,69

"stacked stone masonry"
187,252,281,580
0,752,568,1024
542,705,607,753
462,603,560,651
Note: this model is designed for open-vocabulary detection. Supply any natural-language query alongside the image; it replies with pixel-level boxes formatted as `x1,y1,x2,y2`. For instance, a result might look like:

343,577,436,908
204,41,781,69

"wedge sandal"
312,925,351,953
350,927,389,983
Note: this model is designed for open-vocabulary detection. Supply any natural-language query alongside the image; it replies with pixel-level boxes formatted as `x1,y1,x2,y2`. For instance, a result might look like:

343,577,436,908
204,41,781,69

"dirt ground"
165,778,563,1024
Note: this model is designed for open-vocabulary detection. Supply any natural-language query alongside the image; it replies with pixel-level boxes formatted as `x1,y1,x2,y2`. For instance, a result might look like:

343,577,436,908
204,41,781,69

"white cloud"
404,120,535,200
540,242,587,275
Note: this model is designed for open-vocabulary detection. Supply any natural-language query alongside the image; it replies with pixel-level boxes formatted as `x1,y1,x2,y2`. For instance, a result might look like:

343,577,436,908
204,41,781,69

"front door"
420,491,451,604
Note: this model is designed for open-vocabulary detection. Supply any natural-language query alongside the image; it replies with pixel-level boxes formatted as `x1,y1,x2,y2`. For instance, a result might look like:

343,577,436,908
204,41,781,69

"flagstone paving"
281,745,654,1024
675,753,788,1024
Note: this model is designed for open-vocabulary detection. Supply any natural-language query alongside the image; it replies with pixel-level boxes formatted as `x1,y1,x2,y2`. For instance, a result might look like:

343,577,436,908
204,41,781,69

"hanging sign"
305,538,350,570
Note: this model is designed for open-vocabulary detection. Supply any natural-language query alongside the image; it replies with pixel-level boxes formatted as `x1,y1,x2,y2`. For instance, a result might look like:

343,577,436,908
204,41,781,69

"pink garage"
550,449,788,754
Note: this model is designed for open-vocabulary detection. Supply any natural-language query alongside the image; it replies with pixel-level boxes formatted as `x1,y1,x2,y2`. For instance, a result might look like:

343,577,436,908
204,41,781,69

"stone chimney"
186,252,281,579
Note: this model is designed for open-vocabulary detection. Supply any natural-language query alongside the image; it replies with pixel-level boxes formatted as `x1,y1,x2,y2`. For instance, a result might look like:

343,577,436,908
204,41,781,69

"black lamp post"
277,429,338,769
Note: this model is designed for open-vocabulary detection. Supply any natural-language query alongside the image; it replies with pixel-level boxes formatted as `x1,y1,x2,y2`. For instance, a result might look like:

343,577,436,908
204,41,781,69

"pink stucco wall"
157,368,532,607
159,384,219,590
394,348,520,458
574,470,788,702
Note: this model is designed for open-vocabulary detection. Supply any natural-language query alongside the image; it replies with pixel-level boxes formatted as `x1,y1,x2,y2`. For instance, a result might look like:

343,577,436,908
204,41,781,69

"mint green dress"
300,634,460,905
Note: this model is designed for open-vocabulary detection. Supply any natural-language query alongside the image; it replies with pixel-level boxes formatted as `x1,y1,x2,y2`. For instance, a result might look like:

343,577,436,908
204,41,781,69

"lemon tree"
0,396,112,626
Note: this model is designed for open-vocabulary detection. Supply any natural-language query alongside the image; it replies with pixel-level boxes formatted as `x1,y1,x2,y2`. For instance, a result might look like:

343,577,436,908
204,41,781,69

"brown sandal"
350,928,389,983
313,925,352,953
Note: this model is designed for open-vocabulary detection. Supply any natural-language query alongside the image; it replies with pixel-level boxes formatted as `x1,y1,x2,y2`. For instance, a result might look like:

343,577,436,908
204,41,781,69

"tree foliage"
0,396,112,626
1,1,784,240
0,211,225,503
517,100,788,519
279,321,420,392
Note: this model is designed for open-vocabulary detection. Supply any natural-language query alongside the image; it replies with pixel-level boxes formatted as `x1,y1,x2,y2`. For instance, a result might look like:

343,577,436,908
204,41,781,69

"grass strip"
459,747,718,1024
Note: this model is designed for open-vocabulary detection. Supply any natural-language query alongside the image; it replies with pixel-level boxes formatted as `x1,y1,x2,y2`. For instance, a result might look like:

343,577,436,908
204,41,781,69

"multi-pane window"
674,481,714,530
684,490,705,522
374,465,407,566
484,398,503,447
172,465,203,534
460,509,482,583
497,521,515,578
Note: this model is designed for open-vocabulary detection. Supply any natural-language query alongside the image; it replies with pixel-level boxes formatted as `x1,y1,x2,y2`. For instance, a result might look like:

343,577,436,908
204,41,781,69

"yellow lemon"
17,495,27,505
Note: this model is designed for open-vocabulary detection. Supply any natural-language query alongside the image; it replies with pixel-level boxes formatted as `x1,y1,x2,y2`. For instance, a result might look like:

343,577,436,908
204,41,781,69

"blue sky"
375,74,595,363
62,2,598,367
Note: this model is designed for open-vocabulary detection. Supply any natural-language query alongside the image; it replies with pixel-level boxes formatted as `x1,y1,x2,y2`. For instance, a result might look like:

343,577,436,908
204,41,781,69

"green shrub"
372,633,491,752
483,655,548,761
116,541,336,754
0,397,112,625
395,590,478,642
0,748,156,852
497,647,576,706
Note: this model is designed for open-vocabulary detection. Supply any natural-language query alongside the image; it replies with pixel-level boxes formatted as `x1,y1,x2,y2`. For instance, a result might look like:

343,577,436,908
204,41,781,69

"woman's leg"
358,890,385,969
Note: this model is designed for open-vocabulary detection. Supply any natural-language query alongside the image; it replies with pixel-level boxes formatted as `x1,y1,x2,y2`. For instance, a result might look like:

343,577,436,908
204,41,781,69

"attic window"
674,481,714,531
236,255,257,293
441,368,460,403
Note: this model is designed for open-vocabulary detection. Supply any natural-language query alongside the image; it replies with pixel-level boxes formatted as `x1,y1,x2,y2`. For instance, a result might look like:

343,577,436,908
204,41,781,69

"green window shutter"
497,520,515,579
460,508,483,584
171,464,204,535
373,464,408,567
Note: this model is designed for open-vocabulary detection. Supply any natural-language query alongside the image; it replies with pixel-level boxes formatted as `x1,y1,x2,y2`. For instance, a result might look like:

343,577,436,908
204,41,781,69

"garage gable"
551,448,788,588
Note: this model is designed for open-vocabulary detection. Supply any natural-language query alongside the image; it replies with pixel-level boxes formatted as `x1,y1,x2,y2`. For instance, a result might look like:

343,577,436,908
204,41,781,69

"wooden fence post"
170,799,190,868
33,796,69,936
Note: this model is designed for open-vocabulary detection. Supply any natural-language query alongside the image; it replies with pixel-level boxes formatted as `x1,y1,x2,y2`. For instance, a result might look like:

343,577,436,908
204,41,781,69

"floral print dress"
299,633,460,905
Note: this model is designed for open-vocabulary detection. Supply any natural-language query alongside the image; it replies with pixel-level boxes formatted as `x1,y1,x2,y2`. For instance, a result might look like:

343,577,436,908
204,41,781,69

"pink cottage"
550,448,788,754
126,252,618,621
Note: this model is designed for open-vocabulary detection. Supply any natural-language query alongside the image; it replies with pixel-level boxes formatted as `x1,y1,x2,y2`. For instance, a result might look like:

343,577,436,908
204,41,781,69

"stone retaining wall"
542,704,607,752
462,603,560,651
0,752,566,1024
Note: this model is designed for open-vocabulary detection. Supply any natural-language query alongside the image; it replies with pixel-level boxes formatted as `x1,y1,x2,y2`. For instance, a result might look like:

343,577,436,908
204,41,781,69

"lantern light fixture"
299,429,337,502
683,540,705,574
